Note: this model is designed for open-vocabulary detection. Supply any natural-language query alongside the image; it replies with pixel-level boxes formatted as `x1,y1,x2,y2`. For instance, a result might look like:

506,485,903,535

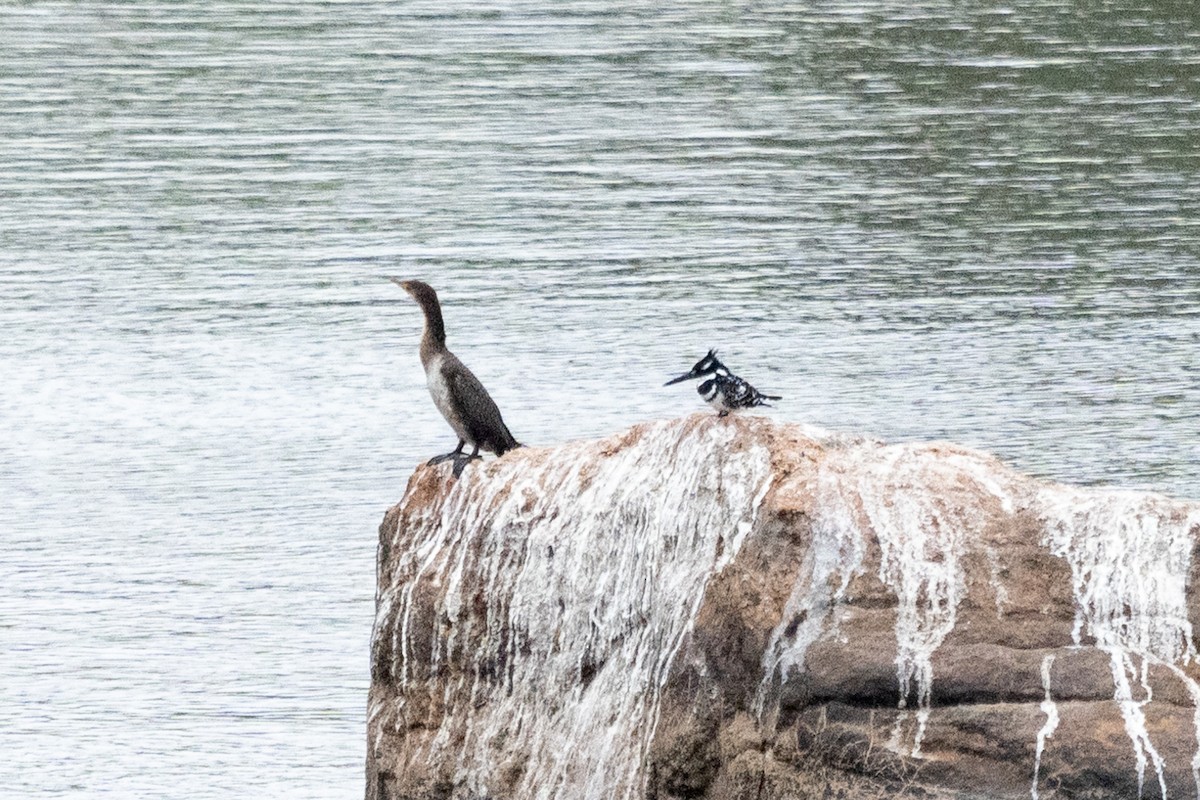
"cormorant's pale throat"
390,277,521,477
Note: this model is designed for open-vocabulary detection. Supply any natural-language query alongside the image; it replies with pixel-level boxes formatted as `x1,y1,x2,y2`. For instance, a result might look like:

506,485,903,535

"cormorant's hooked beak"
664,369,700,387
387,276,410,292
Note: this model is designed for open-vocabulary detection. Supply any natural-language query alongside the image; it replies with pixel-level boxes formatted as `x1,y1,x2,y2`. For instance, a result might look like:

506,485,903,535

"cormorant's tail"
762,394,782,401
496,423,522,456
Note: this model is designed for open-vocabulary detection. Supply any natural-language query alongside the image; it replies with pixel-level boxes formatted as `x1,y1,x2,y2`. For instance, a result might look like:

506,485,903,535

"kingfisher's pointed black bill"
664,370,699,386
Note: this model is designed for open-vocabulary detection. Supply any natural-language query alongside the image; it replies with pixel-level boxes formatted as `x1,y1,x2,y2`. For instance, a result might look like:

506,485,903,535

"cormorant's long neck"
417,296,447,364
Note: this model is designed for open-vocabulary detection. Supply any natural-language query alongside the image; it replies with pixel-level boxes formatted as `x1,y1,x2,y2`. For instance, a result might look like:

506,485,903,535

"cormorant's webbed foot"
427,441,466,466
451,453,483,479
451,453,482,479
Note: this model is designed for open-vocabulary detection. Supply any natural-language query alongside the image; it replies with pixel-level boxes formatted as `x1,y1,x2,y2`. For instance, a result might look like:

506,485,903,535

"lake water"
2,1,1198,797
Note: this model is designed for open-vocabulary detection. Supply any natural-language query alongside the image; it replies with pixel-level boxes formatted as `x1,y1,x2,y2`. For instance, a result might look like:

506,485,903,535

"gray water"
2,2,1198,798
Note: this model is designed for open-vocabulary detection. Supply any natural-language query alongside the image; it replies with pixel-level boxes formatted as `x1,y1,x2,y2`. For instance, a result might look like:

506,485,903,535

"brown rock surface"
367,415,1200,800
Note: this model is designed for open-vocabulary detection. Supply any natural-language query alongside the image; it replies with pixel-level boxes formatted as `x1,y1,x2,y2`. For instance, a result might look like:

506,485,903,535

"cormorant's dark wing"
445,355,519,455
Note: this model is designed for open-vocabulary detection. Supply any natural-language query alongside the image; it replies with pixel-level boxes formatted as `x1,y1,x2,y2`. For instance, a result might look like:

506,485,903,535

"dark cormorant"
390,278,520,477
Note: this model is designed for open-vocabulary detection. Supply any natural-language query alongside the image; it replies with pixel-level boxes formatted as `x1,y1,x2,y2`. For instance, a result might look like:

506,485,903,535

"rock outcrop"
366,415,1200,800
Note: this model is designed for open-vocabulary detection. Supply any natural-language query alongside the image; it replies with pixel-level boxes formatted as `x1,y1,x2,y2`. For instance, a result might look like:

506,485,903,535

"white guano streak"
758,442,1016,756
385,419,773,800
1039,487,1200,800
756,449,868,717
1032,653,1059,800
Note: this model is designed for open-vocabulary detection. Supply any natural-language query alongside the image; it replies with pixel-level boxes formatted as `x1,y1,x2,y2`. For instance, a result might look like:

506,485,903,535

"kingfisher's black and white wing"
712,372,782,412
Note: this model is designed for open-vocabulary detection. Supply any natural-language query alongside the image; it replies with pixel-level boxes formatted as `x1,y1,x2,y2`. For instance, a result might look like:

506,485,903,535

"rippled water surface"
2,1,1198,797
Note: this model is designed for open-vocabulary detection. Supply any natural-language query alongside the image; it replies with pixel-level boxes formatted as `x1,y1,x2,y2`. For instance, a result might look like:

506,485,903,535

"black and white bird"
664,349,781,417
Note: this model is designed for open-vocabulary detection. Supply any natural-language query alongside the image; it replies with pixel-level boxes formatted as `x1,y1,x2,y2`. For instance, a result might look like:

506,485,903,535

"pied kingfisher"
664,349,781,417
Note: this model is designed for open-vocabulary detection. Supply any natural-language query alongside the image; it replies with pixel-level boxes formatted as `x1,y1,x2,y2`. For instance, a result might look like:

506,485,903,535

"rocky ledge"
366,414,1200,800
